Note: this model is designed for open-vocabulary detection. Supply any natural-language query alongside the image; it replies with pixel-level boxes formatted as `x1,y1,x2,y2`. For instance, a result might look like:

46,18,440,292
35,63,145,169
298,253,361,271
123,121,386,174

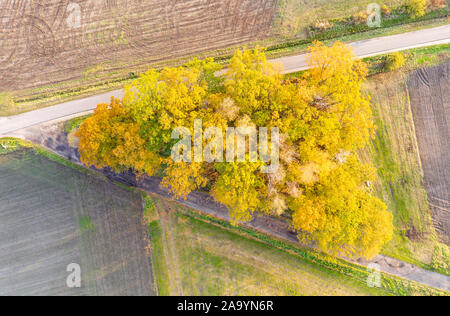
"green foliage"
431,244,449,275
0,138,20,154
145,196,156,213
305,5,448,43
64,115,92,134
79,215,95,232
143,195,157,223
363,44,450,75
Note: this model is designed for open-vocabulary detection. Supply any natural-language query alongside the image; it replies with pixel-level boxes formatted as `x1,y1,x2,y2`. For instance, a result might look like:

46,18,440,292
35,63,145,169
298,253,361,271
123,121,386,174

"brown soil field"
0,148,155,295
407,62,450,244
0,0,277,90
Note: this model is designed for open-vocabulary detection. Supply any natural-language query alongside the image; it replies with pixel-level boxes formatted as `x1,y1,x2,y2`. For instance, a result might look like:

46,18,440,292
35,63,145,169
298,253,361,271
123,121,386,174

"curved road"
1,24,450,135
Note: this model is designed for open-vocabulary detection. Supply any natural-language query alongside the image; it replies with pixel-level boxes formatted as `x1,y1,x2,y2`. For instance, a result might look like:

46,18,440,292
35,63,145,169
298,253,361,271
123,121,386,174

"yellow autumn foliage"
77,43,394,259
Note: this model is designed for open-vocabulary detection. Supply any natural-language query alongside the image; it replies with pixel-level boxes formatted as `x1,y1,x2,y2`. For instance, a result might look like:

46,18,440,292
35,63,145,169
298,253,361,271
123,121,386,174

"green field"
146,195,385,296
0,141,155,295
145,194,447,296
359,47,450,274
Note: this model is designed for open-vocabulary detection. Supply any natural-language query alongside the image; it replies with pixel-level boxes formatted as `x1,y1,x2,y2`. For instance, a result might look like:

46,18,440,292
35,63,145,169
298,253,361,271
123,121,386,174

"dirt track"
408,62,450,244
0,0,276,90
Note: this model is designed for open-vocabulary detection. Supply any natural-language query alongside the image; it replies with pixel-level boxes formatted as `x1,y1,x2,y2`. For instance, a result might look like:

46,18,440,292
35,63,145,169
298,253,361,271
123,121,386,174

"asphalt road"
1,24,450,135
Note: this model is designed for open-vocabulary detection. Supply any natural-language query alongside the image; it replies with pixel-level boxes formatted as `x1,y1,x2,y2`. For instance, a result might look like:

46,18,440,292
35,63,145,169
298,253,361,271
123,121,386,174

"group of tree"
77,41,393,259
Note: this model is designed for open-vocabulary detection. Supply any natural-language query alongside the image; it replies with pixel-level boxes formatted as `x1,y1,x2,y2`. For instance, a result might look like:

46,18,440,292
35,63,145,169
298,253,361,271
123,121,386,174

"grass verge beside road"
360,50,450,275
145,194,447,296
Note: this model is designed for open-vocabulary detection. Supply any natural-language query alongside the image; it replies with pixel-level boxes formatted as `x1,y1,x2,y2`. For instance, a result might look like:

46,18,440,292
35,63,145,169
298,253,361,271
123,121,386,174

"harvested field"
408,62,450,244
0,0,277,91
0,148,155,295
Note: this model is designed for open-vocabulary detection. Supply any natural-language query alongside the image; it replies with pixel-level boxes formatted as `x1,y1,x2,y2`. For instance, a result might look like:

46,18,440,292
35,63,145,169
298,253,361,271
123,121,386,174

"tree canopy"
77,41,393,259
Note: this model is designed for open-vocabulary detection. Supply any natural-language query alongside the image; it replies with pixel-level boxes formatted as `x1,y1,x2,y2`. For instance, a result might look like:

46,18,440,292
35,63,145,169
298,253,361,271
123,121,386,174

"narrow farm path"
154,198,183,296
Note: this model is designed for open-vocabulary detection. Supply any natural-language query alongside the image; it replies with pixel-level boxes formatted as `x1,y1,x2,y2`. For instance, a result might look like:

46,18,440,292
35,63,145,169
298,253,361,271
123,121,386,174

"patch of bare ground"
407,62,450,244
